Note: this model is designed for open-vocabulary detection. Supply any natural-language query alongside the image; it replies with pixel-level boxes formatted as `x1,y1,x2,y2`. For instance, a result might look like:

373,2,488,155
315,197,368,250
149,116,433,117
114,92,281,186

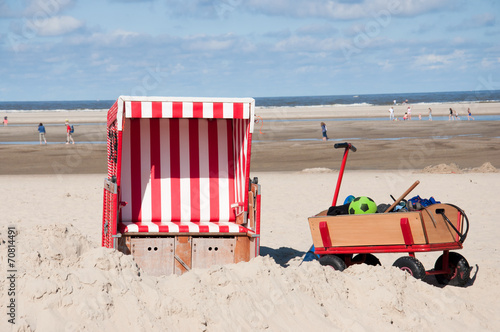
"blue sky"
0,0,499,101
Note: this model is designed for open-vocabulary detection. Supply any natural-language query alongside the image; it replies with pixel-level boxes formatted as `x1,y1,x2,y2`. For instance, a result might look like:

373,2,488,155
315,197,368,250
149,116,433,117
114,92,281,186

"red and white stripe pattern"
119,221,252,234
124,100,250,119
116,97,255,130
119,117,251,224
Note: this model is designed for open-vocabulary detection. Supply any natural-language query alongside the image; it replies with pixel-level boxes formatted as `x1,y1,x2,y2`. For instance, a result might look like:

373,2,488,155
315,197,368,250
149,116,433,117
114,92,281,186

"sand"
1,103,500,331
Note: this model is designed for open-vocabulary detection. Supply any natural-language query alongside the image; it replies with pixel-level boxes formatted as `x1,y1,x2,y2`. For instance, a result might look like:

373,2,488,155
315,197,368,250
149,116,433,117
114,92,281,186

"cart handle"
334,142,357,152
331,142,356,206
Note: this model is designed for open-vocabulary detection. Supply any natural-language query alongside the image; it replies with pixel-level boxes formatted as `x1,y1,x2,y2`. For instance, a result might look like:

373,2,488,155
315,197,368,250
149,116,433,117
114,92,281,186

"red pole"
332,145,351,206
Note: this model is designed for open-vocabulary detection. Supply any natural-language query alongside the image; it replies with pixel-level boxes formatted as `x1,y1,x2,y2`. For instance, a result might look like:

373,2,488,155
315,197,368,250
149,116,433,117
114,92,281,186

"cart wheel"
319,255,346,271
352,254,381,266
393,256,426,280
434,252,471,287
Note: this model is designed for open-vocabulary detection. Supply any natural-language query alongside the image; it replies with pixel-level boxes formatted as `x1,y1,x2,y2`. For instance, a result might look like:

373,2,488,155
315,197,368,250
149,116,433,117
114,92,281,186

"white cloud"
23,0,75,17
244,0,452,20
183,36,234,51
35,15,84,36
68,29,144,47
480,57,500,68
296,23,338,36
106,64,120,73
413,50,465,69
378,59,393,71
0,0,74,18
109,29,141,39
157,0,452,20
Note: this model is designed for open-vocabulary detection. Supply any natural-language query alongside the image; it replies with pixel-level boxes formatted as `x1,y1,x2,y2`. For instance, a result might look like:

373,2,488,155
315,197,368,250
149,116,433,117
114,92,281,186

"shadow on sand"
260,246,307,267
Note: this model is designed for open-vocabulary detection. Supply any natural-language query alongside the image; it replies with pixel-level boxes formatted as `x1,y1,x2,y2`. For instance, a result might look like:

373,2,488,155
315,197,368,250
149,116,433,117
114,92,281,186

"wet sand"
0,103,499,174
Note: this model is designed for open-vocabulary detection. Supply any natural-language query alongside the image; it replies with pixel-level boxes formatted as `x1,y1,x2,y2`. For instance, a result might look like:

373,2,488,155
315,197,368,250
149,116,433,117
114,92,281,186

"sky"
0,0,499,101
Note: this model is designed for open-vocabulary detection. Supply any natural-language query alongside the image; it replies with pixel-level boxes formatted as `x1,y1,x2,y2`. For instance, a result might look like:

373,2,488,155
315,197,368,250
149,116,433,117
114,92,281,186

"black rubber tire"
352,254,381,266
319,254,347,271
393,256,426,280
434,252,471,287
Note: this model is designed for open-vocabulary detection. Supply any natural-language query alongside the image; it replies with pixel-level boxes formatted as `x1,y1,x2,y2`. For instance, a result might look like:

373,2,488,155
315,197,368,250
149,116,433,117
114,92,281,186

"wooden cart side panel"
419,204,460,244
308,212,426,247
315,210,328,217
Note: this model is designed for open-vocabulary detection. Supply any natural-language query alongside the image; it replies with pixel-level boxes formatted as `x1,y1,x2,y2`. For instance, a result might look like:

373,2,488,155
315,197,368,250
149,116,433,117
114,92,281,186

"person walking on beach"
449,108,454,121
428,108,432,121
320,122,328,141
3,116,7,126
467,108,475,120
389,107,394,121
38,123,47,145
65,120,75,144
407,106,412,120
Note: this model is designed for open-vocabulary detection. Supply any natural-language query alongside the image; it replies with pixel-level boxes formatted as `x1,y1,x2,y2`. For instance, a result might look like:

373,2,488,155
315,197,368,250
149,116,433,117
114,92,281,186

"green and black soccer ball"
348,196,377,214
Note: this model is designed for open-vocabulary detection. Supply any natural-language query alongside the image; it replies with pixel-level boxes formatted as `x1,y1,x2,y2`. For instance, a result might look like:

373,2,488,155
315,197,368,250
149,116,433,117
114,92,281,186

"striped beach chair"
102,96,261,275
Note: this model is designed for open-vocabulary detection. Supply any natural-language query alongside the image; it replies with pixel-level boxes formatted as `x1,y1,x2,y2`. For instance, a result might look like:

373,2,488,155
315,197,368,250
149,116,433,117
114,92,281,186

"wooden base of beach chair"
118,234,256,276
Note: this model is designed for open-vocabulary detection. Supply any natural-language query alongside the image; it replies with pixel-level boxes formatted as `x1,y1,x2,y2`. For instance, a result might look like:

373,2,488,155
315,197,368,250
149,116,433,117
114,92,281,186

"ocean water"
0,89,499,112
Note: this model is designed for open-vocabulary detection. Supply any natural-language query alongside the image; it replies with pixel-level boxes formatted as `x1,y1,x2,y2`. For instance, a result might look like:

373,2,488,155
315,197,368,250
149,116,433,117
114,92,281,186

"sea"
1,89,499,113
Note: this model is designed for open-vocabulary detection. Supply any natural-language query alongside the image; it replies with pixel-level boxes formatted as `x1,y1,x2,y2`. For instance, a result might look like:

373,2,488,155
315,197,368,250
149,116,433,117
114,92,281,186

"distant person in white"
389,107,394,121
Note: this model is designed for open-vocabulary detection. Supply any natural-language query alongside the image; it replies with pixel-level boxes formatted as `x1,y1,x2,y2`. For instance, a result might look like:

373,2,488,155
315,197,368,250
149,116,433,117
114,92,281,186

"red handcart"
308,143,471,286
102,96,261,275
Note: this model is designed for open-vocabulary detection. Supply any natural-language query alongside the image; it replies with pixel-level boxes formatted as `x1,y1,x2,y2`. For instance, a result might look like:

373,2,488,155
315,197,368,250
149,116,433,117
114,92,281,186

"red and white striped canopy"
116,96,255,132
111,96,255,228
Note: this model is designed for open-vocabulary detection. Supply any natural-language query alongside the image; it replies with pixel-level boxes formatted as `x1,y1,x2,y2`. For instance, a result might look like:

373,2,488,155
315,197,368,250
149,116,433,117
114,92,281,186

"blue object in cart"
344,195,355,205
302,245,320,262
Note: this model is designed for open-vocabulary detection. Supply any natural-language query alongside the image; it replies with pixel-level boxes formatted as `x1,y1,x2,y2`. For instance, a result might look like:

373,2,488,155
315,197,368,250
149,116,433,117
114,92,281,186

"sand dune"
1,170,500,331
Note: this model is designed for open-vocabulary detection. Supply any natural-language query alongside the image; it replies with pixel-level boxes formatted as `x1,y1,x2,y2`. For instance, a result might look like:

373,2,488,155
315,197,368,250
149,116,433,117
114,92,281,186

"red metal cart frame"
308,143,471,286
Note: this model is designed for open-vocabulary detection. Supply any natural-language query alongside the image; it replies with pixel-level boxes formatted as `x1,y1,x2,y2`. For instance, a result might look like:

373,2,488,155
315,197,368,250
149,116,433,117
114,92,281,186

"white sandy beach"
1,169,500,331
1,103,500,331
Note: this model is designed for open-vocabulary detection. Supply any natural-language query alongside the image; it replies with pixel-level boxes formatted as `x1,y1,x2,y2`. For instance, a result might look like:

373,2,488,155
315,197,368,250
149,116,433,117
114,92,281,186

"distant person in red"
3,116,7,126
65,120,75,144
